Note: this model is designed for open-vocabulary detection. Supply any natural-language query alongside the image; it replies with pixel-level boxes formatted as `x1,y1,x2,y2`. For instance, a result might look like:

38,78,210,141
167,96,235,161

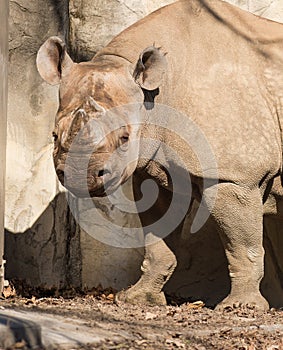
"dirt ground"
1,283,283,350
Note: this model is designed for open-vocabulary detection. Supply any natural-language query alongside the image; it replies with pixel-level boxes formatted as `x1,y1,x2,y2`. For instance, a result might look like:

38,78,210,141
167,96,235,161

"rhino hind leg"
203,183,269,311
115,234,177,306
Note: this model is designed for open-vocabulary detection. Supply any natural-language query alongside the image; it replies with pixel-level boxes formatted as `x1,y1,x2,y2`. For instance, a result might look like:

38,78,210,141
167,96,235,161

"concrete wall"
69,0,175,60
5,0,81,289
226,0,283,21
0,0,8,293
4,0,283,307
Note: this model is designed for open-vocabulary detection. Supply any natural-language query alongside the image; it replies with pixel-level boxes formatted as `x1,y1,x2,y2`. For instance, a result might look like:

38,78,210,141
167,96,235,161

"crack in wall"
114,0,143,16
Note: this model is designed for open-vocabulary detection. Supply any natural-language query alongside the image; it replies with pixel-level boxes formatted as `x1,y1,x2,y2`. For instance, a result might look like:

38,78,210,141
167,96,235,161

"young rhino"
37,0,283,310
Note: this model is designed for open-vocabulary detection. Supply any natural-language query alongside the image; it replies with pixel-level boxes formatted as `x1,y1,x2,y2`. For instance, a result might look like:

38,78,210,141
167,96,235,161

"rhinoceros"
36,0,283,310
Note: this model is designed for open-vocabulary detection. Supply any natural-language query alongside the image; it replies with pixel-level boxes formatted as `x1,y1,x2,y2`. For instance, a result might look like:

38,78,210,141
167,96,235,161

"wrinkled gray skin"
37,0,283,310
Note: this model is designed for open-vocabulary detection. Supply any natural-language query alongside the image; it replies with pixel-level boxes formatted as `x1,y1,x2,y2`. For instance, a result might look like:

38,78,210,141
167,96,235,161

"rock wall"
226,0,283,21
5,0,81,289
5,0,283,307
0,0,9,293
69,0,175,60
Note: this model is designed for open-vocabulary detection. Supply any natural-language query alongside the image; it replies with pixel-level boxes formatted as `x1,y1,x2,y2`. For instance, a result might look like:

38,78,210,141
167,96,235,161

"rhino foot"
115,287,167,306
115,234,177,307
215,293,269,312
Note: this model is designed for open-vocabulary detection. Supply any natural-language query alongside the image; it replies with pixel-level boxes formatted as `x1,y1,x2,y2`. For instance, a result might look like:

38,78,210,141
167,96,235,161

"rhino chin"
65,177,121,198
66,186,107,198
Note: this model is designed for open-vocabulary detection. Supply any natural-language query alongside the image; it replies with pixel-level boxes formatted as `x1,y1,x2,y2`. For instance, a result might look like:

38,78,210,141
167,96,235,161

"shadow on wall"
5,193,81,290
4,191,144,293
4,191,283,308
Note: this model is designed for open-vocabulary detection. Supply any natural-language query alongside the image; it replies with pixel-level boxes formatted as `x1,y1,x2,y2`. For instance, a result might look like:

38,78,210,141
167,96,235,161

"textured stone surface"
69,0,175,60
0,309,123,349
5,193,81,288
226,0,283,22
71,184,144,290
0,0,8,293
7,0,60,233
5,0,81,289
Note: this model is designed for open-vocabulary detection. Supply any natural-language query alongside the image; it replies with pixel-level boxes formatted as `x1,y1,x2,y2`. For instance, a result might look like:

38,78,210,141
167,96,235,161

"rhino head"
36,37,167,197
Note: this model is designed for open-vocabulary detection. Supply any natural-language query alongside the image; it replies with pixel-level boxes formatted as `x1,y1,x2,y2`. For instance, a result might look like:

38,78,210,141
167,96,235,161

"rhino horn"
87,96,106,115
68,109,105,147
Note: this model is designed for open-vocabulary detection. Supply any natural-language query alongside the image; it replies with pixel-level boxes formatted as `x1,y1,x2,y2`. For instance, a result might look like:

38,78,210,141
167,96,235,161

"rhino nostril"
98,169,111,177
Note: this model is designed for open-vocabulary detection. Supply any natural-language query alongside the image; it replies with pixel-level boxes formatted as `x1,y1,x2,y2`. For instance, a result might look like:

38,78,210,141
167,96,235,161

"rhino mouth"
57,166,120,198
90,176,120,197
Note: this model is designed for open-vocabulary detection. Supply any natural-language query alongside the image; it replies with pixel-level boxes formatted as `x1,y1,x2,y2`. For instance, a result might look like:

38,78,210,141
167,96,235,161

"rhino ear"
36,36,73,85
133,46,167,90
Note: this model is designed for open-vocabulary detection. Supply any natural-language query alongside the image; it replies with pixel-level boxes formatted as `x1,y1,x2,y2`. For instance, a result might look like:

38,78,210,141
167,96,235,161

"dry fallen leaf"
135,339,147,346
247,345,256,350
187,300,205,309
14,340,26,349
165,338,185,348
145,312,157,320
25,296,37,305
3,284,16,298
106,293,114,300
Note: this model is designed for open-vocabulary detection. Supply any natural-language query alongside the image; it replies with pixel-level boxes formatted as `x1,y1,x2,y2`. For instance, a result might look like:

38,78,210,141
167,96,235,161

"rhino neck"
137,121,163,171
136,122,196,192
136,118,188,191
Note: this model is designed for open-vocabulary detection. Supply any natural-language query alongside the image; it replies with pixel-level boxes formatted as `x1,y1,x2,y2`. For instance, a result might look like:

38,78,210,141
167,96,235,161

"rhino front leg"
115,233,177,306
115,171,180,306
203,183,269,310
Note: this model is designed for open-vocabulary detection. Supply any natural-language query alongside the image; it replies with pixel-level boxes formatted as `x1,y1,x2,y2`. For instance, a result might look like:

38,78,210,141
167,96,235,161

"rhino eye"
120,126,129,143
119,132,129,152
52,132,58,142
